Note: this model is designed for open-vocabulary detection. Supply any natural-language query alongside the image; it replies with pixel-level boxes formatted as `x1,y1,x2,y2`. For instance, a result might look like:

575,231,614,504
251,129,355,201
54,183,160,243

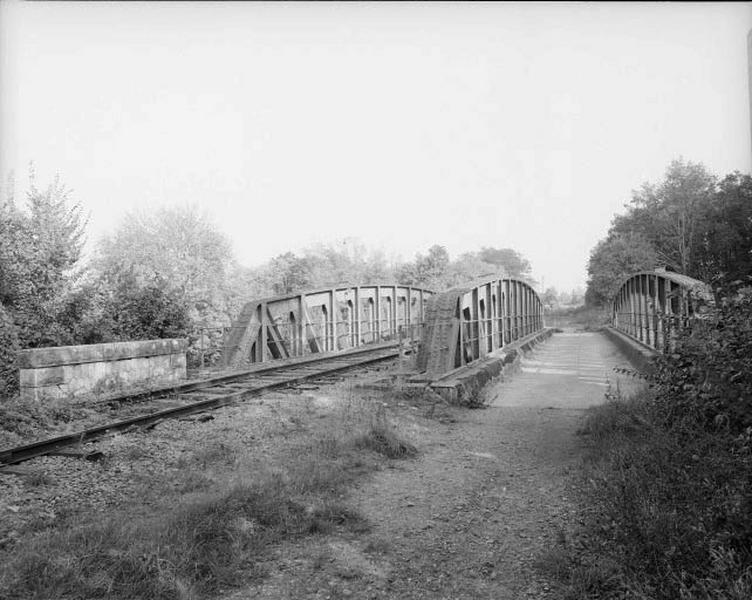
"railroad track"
0,342,404,470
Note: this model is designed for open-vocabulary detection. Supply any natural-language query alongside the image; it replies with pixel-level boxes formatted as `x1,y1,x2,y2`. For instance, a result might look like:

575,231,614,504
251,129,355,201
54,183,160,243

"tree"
0,173,87,347
585,232,659,307
396,245,450,289
303,239,391,288
445,252,498,287
612,159,716,276
478,247,532,280
266,252,313,295
95,204,233,319
693,171,752,289
541,287,559,311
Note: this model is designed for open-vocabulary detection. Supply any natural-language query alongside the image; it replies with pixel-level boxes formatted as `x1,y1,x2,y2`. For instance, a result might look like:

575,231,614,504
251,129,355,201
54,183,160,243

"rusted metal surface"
222,285,434,368
611,268,712,353
417,277,544,377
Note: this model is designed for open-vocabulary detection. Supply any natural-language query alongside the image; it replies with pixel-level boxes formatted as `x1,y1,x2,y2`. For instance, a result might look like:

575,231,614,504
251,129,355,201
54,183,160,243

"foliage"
541,287,559,310
478,246,531,279
396,245,535,290
108,276,191,341
0,304,20,396
650,285,752,436
265,251,314,295
612,159,716,275
693,171,752,290
585,232,659,306
0,175,87,349
585,159,752,306
547,291,752,598
396,244,451,289
548,387,752,600
95,204,233,312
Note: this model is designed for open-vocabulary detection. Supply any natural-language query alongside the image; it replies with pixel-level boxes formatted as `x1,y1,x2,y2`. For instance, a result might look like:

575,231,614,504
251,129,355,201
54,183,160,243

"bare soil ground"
224,331,640,600
0,331,639,599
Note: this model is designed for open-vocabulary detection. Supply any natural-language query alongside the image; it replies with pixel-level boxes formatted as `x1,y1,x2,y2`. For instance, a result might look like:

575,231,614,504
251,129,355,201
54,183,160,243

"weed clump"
0,470,369,600
353,407,417,459
541,290,752,599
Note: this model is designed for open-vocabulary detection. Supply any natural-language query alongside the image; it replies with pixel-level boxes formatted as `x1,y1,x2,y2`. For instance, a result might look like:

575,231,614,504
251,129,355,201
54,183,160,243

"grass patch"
0,463,371,599
0,392,414,600
0,396,96,448
543,388,752,599
352,406,417,459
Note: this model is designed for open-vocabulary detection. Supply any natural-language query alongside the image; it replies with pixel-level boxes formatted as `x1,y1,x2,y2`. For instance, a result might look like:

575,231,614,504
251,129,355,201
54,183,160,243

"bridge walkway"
350,331,645,599
492,330,644,409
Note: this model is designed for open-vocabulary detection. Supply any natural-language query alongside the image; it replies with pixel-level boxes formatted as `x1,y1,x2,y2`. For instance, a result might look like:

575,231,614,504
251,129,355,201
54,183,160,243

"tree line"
0,171,534,396
585,158,752,306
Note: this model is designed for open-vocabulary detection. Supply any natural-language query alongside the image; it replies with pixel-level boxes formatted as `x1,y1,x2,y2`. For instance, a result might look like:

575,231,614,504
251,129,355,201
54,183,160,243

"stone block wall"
17,339,188,401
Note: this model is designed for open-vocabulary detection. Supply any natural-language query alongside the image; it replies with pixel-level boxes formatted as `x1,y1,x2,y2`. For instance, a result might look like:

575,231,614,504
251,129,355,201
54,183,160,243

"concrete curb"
600,326,658,375
427,328,555,406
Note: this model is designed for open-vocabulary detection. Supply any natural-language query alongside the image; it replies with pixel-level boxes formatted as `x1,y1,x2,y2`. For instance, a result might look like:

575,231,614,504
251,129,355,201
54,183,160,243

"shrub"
0,304,20,397
550,387,752,599
651,285,752,436
353,406,417,459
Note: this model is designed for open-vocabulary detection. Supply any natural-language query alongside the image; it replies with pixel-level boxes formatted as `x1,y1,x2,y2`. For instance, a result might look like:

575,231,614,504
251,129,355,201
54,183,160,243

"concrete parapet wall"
426,328,554,405
601,326,657,375
18,339,188,401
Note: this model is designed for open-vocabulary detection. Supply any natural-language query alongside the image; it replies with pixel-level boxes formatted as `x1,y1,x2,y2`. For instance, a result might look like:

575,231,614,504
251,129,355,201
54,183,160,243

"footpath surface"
239,331,642,599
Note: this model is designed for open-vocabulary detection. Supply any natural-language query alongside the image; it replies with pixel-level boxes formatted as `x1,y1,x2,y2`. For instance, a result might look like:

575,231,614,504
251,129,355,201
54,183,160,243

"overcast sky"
1,1,750,292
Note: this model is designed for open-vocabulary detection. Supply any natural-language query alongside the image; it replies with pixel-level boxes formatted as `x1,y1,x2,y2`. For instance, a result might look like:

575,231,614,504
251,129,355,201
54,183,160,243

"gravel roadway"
230,331,643,600
0,331,640,599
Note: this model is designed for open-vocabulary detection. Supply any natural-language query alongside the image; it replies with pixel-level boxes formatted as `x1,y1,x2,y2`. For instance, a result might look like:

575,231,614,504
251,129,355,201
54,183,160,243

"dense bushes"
0,305,20,398
651,286,752,436
546,286,752,599
586,162,752,306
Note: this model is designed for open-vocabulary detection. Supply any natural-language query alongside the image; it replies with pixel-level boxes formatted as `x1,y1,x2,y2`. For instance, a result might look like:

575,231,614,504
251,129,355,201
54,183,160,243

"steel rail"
85,341,404,406
0,345,402,468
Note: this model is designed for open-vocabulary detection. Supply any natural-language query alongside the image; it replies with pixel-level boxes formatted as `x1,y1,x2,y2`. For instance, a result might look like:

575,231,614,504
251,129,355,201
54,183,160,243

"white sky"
1,1,750,292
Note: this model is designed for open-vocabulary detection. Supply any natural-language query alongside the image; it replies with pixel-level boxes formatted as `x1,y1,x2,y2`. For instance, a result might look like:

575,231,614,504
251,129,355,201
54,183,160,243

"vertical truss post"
354,287,361,347
456,297,465,367
375,286,381,342
392,285,398,338
297,295,305,356
329,289,336,352
497,280,504,348
259,302,268,362
406,287,412,342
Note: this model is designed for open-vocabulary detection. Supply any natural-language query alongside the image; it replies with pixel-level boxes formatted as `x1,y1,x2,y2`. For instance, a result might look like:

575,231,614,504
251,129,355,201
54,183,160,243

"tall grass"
540,389,752,600
0,397,416,599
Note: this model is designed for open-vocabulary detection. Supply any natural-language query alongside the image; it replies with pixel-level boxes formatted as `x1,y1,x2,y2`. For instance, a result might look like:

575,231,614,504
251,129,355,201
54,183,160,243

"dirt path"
235,331,640,600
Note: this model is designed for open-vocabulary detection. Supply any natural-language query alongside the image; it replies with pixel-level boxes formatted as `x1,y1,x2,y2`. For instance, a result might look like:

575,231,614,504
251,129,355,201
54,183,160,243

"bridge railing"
221,285,434,368
417,277,544,377
611,269,712,353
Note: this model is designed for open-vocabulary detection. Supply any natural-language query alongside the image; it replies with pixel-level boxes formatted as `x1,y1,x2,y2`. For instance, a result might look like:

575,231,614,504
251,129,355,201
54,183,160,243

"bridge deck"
491,331,645,408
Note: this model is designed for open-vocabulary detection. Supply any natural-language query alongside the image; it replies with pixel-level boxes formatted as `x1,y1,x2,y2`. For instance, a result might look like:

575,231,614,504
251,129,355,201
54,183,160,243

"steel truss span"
222,285,434,368
417,277,544,377
611,269,712,353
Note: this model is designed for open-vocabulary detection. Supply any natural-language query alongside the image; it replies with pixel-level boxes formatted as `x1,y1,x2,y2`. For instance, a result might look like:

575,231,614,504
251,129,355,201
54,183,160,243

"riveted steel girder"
222,285,434,368
417,277,544,376
610,269,712,353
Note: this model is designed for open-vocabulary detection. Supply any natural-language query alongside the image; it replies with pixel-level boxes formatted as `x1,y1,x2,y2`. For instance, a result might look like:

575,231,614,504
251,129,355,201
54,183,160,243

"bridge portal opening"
385,296,393,340
289,311,298,356
397,297,406,337
346,300,355,347
321,304,331,351
479,299,487,355
366,298,376,342
462,306,474,364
